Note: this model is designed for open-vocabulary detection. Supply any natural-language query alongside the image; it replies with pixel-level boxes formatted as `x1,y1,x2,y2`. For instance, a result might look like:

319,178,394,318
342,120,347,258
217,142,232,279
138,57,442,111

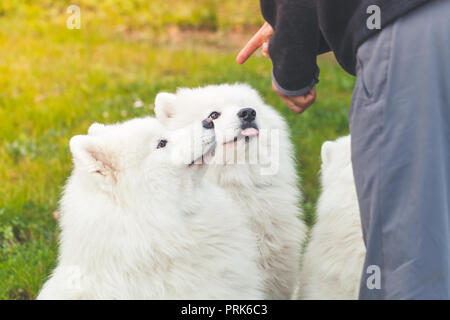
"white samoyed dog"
155,83,306,299
38,117,263,299
296,135,365,300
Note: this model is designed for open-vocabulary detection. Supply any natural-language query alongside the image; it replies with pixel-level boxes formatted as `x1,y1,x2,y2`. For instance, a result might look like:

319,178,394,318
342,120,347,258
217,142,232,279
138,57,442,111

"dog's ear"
69,135,116,178
321,141,334,167
155,92,177,124
88,122,106,136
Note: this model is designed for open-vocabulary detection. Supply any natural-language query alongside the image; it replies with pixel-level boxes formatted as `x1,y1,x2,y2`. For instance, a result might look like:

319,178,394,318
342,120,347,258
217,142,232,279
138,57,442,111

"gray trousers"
350,0,450,299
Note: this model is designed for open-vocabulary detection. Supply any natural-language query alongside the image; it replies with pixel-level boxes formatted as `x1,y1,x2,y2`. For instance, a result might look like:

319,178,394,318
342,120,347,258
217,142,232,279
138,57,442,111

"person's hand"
236,22,317,114
272,81,316,114
236,22,273,64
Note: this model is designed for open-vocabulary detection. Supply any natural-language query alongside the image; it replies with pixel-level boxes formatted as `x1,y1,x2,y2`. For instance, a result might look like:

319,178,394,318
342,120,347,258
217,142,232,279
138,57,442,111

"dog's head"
320,135,354,188
68,117,215,204
155,84,287,172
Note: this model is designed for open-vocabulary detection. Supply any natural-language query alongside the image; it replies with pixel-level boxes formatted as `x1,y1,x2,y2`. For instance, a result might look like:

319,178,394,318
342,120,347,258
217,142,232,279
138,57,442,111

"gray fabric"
349,0,450,300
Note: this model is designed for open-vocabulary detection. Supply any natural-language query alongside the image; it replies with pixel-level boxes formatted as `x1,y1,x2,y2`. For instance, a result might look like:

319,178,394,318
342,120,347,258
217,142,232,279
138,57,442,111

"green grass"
0,1,354,299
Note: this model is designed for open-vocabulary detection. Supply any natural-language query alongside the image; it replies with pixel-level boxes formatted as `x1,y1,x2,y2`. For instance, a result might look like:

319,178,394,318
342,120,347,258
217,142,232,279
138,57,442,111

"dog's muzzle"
237,108,259,137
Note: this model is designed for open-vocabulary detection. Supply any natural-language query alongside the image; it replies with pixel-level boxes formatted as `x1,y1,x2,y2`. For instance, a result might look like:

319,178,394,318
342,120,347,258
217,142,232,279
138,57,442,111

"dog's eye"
209,111,221,120
157,139,167,149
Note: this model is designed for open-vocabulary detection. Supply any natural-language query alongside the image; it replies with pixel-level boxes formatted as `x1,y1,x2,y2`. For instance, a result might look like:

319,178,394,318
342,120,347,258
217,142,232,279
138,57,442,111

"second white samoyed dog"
38,117,263,299
296,135,365,300
155,83,305,299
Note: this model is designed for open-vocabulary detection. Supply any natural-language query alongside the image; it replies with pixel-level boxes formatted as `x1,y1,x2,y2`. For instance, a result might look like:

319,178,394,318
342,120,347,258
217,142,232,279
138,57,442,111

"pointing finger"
236,32,264,64
236,22,273,64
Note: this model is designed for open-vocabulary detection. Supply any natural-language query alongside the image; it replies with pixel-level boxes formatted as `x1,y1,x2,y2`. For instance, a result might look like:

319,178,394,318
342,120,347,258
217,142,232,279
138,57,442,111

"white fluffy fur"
155,83,306,299
296,135,365,300
38,117,263,300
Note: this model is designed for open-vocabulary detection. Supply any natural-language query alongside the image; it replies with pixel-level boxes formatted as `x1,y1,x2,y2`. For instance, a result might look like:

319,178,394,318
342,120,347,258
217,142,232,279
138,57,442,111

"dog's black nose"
202,119,214,129
237,108,256,122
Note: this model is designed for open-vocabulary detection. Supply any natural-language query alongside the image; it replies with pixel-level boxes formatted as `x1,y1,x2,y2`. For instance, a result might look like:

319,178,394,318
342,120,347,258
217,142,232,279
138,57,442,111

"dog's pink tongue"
241,128,259,136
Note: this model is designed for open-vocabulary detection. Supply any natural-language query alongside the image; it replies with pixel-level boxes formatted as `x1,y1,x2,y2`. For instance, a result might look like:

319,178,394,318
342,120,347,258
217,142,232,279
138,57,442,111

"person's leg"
350,0,450,299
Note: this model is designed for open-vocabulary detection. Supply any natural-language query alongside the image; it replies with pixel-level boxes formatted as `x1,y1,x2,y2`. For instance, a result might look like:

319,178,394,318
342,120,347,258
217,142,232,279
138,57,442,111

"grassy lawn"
0,1,354,299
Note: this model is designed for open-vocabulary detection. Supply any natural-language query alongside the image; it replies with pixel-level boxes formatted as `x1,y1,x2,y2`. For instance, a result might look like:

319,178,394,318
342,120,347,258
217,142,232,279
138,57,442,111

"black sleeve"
260,0,328,96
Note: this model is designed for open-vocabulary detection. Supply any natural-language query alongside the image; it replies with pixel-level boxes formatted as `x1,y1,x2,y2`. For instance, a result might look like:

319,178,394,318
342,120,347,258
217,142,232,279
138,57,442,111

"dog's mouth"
224,123,259,146
188,140,216,167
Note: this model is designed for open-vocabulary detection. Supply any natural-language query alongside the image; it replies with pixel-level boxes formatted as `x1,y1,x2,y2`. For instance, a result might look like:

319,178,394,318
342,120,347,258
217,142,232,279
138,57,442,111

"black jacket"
261,0,431,95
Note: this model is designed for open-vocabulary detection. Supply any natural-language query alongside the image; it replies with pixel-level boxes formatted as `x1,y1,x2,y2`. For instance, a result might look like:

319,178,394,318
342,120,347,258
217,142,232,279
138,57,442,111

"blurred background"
0,0,353,299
